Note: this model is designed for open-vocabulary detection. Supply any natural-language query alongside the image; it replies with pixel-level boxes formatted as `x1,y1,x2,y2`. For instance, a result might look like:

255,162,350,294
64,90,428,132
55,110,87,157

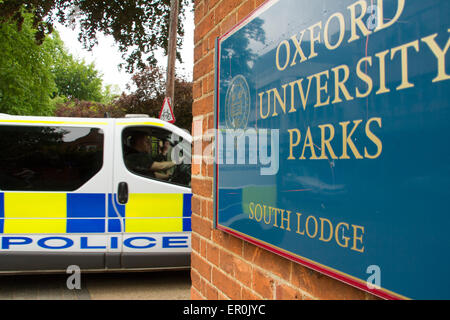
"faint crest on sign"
225,75,250,130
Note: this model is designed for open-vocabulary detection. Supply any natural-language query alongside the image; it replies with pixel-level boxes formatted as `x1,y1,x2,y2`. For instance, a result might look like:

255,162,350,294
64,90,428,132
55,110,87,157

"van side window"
0,125,104,191
122,127,191,188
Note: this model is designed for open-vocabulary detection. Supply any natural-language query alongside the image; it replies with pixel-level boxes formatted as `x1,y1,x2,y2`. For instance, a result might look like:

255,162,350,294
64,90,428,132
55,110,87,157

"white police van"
0,114,192,273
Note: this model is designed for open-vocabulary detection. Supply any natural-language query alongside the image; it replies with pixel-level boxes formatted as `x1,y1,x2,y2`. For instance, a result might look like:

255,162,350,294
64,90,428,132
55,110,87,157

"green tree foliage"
101,85,121,104
0,14,108,115
0,0,192,73
115,66,193,131
54,99,125,118
52,50,104,102
55,66,193,132
0,14,56,115
0,0,194,121
51,32,111,103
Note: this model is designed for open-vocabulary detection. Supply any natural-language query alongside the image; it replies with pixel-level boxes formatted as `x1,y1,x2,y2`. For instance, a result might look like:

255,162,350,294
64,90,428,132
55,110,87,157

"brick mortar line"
193,53,215,80
192,77,215,95
192,110,214,117
211,265,266,300
192,230,317,300
192,167,214,175
194,0,221,28
192,251,266,300
194,0,250,47
192,76,210,92
219,275,265,300
190,213,211,222
202,111,215,118
192,54,214,81
194,0,264,72
191,268,210,297
192,176,214,182
190,162,215,172
235,253,315,299
192,74,215,93
193,244,244,297
193,19,221,48
191,156,313,293
192,258,233,300
191,195,214,204
194,0,264,71
192,250,215,294
194,246,302,301
200,229,360,300
204,234,317,298
192,91,214,104
191,112,215,126
193,48,214,65
193,86,215,100
192,82,214,97
193,48,214,62
191,284,206,300
191,176,212,181
191,212,214,223
196,47,216,64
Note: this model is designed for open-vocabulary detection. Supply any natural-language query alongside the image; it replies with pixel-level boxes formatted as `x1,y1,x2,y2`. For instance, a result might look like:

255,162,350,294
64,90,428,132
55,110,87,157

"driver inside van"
125,132,176,181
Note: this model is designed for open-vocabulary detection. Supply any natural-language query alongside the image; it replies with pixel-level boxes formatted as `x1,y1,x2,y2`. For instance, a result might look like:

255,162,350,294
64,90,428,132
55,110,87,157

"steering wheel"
170,163,191,186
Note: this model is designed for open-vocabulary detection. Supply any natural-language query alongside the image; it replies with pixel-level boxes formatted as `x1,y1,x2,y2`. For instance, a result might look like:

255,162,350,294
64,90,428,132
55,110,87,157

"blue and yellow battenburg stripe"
0,192,192,234
0,193,4,233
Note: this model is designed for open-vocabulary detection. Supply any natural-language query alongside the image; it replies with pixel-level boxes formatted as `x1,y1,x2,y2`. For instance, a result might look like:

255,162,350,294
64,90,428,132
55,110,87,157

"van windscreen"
0,125,104,191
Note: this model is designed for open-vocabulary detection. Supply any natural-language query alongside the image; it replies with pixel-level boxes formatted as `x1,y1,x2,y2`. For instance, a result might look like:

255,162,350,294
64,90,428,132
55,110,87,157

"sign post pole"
165,0,179,110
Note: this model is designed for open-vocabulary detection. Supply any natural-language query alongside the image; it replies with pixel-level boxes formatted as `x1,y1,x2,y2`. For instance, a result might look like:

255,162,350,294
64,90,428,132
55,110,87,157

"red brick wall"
191,0,379,300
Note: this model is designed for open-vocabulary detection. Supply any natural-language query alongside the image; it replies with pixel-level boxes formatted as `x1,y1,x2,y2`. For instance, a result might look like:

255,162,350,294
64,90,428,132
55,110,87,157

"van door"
0,118,111,272
112,119,192,269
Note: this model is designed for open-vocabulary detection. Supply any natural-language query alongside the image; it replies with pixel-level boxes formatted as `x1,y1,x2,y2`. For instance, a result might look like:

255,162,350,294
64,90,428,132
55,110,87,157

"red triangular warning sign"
159,97,176,123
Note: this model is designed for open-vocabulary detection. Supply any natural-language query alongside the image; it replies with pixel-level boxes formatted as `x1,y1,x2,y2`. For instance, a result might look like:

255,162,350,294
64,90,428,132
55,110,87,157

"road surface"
0,270,191,300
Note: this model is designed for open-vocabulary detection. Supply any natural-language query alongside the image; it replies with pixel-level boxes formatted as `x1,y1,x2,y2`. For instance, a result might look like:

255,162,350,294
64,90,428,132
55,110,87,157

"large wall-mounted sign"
214,0,450,300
